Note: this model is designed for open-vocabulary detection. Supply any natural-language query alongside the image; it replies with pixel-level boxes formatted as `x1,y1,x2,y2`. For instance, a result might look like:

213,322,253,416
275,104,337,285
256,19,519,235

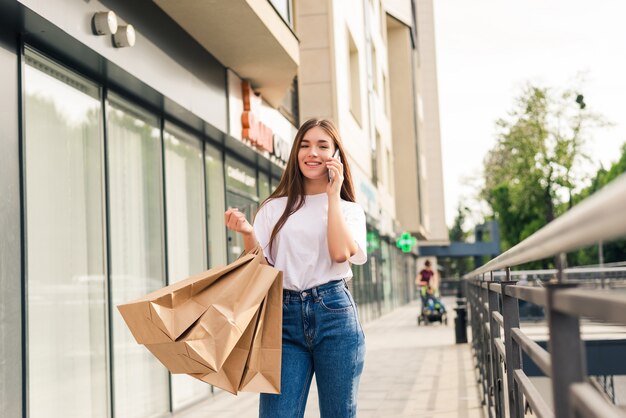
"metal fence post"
487,277,503,418
481,278,494,417
471,279,484,401
547,283,586,418
501,272,523,418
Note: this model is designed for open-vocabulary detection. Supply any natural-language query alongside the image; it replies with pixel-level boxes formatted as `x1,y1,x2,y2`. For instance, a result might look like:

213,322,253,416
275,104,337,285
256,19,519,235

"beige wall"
386,19,422,233
298,0,398,236
415,0,448,242
297,0,447,243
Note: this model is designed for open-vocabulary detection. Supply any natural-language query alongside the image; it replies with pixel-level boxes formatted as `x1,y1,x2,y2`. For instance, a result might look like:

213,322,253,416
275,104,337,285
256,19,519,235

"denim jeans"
259,279,366,418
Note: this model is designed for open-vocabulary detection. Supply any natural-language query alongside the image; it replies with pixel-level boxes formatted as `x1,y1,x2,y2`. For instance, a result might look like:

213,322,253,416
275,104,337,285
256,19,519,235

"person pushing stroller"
415,260,446,325
416,260,435,302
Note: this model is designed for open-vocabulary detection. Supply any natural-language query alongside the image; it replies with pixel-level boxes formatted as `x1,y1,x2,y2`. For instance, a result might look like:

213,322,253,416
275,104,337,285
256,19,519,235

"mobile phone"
328,149,340,181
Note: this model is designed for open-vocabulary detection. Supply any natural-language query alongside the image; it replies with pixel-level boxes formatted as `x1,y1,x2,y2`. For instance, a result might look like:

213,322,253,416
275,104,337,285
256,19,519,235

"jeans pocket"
320,288,354,313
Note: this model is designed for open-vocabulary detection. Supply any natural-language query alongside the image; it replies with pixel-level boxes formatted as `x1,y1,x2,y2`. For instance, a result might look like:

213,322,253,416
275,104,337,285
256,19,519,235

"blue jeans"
259,279,366,418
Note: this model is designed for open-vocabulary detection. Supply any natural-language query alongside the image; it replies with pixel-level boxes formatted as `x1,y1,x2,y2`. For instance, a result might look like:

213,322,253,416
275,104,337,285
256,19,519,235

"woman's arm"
326,156,358,263
224,208,269,265
327,195,359,263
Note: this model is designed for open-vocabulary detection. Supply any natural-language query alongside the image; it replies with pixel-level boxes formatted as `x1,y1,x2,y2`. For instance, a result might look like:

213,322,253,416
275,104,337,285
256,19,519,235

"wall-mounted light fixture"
113,25,136,48
92,11,118,35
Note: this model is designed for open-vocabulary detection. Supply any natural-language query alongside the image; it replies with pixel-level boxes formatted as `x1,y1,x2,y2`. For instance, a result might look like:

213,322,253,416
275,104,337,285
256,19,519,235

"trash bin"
454,304,468,344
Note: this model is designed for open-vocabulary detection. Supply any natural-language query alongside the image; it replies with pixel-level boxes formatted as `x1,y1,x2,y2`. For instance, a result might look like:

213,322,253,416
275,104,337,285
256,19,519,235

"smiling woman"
224,118,367,417
298,128,335,182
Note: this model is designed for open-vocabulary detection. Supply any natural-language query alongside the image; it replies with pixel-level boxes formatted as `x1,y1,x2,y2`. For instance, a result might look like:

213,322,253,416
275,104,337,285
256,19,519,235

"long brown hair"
263,118,357,254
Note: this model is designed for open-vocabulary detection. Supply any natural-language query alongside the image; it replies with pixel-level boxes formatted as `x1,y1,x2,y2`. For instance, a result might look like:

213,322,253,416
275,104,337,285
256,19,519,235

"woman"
224,118,367,418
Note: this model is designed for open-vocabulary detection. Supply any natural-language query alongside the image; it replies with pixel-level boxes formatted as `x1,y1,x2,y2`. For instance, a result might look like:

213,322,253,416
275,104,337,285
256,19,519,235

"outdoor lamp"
92,11,118,35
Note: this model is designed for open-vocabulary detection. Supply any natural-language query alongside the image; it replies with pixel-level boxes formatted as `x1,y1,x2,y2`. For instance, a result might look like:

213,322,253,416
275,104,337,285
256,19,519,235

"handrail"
464,174,626,418
570,383,626,418
552,288,626,326
465,173,626,278
511,328,551,376
505,285,547,306
513,370,555,418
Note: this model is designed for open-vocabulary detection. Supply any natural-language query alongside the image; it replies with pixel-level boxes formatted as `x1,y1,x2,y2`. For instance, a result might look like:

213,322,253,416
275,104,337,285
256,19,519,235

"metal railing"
464,173,626,418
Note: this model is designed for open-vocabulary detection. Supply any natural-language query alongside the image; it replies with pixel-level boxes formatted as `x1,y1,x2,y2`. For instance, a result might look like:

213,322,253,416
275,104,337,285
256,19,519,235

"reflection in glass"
205,143,227,267
258,170,271,203
24,50,108,418
107,96,169,417
164,125,211,409
381,240,392,314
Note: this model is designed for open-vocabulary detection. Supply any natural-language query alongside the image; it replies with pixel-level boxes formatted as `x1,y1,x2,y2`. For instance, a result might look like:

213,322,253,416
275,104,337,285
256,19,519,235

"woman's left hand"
326,156,344,196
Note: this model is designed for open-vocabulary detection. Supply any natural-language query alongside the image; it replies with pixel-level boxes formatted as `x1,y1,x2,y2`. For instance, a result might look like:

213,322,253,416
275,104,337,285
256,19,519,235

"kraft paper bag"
192,272,282,394
117,245,283,394
192,306,263,394
239,275,282,393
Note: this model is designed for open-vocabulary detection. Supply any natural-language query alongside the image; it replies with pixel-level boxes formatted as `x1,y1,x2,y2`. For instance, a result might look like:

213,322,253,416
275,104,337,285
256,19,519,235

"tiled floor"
173,298,484,418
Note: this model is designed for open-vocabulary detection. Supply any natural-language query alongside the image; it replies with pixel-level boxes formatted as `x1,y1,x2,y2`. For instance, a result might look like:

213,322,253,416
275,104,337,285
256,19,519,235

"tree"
569,142,626,265
482,83,607,267
439,205,474,278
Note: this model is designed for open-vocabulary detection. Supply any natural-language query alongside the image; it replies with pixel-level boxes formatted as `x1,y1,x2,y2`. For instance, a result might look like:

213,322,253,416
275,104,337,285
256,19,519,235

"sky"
433,0,626,227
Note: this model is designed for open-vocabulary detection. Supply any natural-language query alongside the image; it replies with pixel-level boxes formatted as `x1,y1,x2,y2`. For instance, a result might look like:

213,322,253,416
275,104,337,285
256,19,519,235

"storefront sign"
226,156,257,198
396,232,417,253
272,133,290,162
227,165,256,188
241,80,289,165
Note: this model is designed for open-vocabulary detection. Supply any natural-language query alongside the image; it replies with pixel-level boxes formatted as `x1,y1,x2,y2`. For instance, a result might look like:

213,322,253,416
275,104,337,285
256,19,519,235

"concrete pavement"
173,298,484,418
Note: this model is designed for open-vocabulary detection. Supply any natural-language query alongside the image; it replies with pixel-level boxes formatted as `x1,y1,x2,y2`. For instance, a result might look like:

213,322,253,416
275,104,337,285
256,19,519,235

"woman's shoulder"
259,196,287,214
340,199,365,214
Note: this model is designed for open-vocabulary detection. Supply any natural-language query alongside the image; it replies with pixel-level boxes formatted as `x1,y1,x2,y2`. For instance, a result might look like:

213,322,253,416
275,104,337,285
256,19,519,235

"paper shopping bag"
193,273,283,395
117,245,283,394
239,273,282,393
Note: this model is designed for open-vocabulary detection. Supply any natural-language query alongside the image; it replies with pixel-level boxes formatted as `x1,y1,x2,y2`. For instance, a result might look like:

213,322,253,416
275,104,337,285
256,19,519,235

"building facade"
296,0,447,321
0,0,446,417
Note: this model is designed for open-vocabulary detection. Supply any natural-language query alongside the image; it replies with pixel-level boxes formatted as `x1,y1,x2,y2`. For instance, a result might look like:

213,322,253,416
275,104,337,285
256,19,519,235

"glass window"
107,95,169,417
164,123,211,409
269,0,293,27
205,142,227,267
24,48,108,418
271,176,281,193
348,29,362,125
258,170,271,203
381,240,392,313
225,155,258,199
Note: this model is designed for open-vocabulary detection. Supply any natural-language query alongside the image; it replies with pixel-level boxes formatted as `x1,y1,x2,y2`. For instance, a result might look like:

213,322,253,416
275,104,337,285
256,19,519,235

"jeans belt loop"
311,287,319,300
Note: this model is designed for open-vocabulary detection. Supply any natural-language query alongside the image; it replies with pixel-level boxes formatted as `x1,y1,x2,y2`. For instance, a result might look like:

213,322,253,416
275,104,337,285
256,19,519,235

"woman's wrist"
327,193,341,203
242,230,259,252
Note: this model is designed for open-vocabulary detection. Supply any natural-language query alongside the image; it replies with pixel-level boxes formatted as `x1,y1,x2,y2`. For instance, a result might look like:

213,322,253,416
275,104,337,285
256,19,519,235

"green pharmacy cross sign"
366,231,380,254
396,232,417,253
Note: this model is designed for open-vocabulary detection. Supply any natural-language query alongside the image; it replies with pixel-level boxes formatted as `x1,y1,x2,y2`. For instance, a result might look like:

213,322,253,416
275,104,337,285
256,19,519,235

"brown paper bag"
194,274,283,395
192,306,263,394
117,246,283,394
239,275,282,393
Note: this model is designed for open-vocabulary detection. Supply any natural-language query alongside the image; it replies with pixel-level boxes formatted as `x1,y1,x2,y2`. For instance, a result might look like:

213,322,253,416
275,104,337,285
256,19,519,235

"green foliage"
439,205,474,278
482,83,607,266
569,142,626,265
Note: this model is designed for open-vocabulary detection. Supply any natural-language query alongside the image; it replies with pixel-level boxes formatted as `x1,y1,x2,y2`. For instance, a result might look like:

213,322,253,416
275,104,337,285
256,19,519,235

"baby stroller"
417,286,447,325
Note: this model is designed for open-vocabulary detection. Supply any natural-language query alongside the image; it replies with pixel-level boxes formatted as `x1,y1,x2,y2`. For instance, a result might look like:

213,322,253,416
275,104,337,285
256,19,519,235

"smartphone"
328,149,340,182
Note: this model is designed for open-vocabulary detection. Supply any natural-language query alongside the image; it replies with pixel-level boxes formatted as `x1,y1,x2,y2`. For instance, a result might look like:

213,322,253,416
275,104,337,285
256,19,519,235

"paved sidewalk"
174,299,483,418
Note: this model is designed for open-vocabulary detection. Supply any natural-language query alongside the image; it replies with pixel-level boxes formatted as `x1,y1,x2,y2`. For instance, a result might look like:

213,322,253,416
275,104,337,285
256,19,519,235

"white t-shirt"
253,193,367,291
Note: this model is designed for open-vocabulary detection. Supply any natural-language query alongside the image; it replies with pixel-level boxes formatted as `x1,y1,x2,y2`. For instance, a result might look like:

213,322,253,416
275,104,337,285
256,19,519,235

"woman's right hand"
224,208,253,235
